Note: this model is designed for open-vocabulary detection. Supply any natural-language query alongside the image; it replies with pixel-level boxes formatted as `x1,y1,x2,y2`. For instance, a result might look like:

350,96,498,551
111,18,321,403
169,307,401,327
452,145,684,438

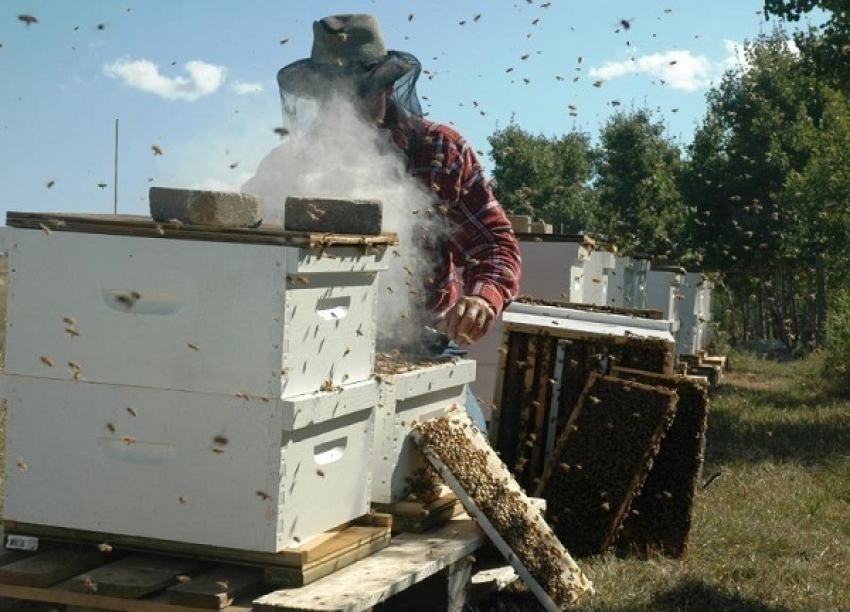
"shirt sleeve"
427,130,521,316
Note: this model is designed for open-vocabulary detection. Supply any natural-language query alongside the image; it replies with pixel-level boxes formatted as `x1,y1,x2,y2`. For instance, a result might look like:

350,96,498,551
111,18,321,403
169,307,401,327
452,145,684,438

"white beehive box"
678,272,714,355
0,220,387,399
644,264,686,331
2,373,378,552
467,235,593,412
582,245,617,306
371,358,475,504
608,256,650,309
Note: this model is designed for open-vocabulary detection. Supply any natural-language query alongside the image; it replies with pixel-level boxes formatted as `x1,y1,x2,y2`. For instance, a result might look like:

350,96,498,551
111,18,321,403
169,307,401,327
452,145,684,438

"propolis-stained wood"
536,373,678,557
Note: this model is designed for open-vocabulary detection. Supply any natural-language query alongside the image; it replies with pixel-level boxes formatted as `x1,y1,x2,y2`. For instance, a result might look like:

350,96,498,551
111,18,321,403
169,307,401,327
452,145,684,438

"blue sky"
0,0,818,222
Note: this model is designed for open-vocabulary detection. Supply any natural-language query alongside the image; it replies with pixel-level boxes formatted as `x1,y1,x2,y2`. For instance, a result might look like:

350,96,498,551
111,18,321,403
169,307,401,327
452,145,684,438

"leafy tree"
763,0,850,92
594,109,686,258
488,123,597,233
685,28,850,347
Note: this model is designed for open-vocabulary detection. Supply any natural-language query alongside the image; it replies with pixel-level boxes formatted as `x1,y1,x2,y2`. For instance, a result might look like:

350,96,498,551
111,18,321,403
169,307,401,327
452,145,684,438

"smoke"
241,93,449,351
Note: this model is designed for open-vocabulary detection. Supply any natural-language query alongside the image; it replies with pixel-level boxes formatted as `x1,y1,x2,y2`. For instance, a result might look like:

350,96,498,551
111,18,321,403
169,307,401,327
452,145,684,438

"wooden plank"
67,555,206,598
254,519,485,612
4,519,384,569
167,567,263,609
263,530,392,588
0,547,108,588
0,582,252,612
5,212,398,248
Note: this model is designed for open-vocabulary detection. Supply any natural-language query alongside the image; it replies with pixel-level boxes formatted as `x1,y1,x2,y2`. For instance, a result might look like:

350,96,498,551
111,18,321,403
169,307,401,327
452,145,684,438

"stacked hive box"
371,354,475,504
678,272,714,357
0,212,392,552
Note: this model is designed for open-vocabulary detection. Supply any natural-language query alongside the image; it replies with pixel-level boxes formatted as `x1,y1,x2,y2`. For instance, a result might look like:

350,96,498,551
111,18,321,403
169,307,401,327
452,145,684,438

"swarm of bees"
414,410,593,607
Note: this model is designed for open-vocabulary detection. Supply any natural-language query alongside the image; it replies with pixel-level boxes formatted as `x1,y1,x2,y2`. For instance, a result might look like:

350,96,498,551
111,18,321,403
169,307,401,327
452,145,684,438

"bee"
176,575,191,585
287,275,309,285
213,435,228,446
316,469,325,477
179,496,188,504
18,14,38,26
281,367,289,375
151,144,164,156
343,347,351,357
97,182,108,189
39,223,52,235
65,327,81,337
126,406,137,417
273,127,290,138
63,316,77,325
187,342,200,351
40,356,54,367
256,490,271,501
123,435,136,445
106,422,116,433
16,458,27,472
236,392,250,400
81,576,98,593
97,543,113,553
387,286,394,294
115,290,141,309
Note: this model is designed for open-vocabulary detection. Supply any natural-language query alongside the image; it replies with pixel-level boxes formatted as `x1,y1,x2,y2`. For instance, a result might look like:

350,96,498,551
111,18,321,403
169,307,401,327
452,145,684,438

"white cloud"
590,42,751,91
103,58,226,100
231,80,264,95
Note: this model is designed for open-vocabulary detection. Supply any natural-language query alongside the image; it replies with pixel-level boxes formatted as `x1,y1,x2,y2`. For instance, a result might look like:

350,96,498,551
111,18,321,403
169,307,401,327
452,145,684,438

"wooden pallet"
0,517,485,612
371,487,466,534
0,516,392,611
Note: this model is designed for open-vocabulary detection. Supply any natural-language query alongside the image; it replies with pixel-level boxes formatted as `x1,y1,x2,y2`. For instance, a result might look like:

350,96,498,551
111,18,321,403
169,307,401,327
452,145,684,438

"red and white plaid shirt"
388,111,521,318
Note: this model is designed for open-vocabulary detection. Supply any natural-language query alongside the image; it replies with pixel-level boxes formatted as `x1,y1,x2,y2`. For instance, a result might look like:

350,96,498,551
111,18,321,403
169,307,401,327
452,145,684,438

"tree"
594,109,686,258
488,123,597,233
763,0,850,92
685,28,850,348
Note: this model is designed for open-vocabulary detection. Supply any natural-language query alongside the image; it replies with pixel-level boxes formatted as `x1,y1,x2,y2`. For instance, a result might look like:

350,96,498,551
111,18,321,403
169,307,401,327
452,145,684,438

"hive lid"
5,212,398,248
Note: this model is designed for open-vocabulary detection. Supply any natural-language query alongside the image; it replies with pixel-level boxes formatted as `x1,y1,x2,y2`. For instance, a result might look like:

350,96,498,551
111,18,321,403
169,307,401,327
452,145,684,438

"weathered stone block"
284,196,382,235
149,187,263,227
507,214,532,233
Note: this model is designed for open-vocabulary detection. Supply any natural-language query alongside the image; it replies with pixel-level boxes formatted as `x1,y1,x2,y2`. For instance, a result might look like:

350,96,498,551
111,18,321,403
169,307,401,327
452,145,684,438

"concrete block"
285,197,382,235
530,221,553,234
507,214,532,233
149,187,262,227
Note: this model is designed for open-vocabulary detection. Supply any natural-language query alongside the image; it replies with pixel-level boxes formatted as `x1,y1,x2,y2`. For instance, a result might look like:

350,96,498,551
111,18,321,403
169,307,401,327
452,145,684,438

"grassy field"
0,259,847,610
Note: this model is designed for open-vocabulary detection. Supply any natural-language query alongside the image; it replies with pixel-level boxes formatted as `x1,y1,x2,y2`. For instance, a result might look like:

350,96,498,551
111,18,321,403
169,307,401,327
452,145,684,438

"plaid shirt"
388,112,521,317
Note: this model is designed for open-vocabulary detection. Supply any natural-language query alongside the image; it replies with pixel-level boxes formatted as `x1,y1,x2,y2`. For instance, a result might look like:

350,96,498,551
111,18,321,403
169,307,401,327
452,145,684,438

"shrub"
823,288,850,396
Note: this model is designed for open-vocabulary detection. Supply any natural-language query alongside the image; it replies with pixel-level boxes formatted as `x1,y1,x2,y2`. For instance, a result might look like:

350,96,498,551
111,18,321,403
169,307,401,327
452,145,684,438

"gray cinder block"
285,197,382,235
149,187,263,227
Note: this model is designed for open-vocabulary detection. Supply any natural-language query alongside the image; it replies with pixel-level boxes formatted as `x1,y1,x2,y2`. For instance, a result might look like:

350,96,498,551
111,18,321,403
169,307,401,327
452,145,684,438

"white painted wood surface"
253,519,485,612
2,374,375,552
0,227,385,399
582,247,617,306
371,360,474,504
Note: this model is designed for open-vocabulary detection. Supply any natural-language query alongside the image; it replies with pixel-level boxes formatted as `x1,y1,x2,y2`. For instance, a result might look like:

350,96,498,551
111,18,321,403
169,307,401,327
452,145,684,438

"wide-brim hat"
277,14,421,99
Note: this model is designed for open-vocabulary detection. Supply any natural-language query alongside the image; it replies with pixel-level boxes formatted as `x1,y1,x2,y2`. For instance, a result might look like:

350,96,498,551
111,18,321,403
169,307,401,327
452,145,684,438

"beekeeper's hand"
441,296,496,347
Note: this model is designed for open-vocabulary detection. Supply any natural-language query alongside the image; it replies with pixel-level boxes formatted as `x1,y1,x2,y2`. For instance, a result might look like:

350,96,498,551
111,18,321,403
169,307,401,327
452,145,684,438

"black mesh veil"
277,50,422,134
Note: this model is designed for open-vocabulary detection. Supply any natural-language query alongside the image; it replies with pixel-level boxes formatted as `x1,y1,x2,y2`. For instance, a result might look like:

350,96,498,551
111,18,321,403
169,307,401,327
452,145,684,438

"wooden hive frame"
489,313,675,493
609,366,710,557
535,373,678,557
